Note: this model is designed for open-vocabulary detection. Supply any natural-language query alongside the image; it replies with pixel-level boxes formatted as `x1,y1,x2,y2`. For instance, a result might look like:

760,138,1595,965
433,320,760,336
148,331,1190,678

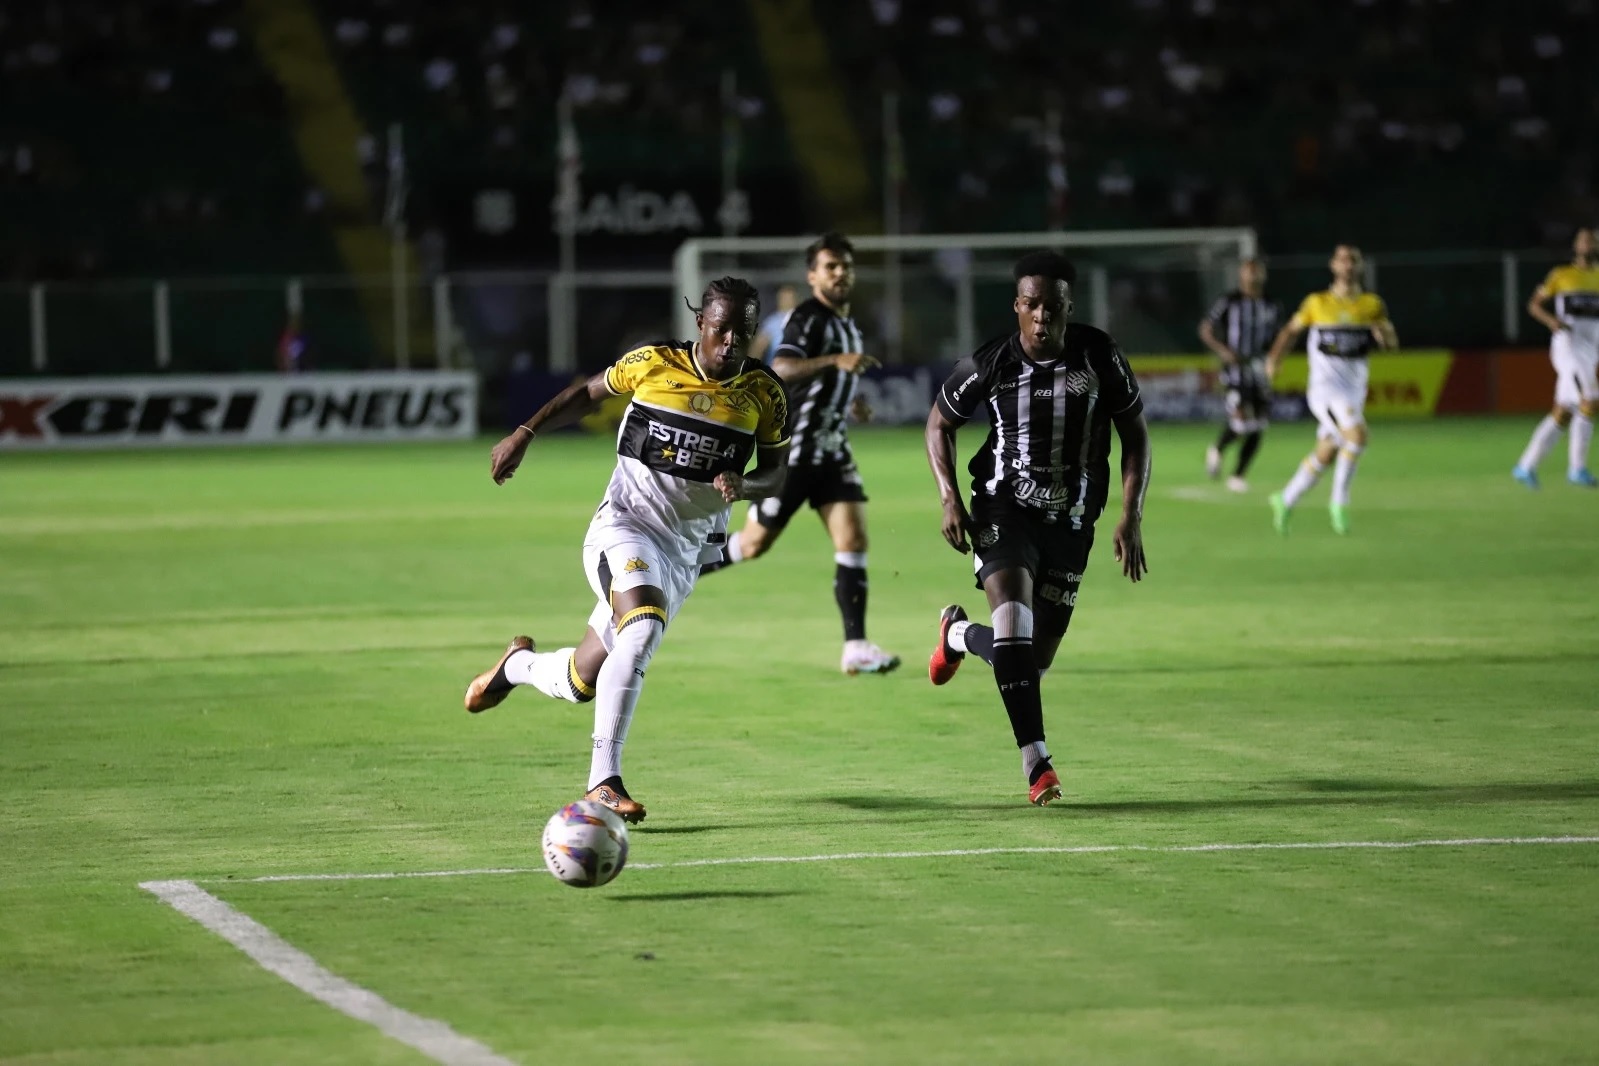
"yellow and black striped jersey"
1288,290,1391,360
603,342,789,477
1535,264,1599,332
595,342,789,568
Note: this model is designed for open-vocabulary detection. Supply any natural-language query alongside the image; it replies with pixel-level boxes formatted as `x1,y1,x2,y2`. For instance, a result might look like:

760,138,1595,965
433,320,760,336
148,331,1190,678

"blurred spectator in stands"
276,312,308,373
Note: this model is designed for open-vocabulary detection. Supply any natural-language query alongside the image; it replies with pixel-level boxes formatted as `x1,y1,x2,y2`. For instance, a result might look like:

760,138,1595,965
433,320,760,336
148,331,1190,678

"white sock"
1570,414,1594,474
1519,415,1564,471
726,533,746,564
947,620,971,653
506,648,589,703
1281,455,1326,507
588,611,664,790
1021,740,1051,781
1331,446,1362,507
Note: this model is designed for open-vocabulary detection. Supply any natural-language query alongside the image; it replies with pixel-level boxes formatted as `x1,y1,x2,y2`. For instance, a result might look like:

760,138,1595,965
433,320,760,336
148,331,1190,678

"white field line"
139,879,517,1066
201,834,1599,885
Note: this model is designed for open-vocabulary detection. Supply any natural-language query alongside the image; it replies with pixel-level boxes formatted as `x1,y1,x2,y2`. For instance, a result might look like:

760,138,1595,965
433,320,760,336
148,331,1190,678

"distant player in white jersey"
1513,226,1599,489
1266,244,1397,535
462,277,791,824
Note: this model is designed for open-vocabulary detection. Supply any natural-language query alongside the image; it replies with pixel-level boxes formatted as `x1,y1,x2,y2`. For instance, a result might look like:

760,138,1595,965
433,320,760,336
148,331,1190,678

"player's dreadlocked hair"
1013,251,1077,285
805,231,854,268
684,275,760,317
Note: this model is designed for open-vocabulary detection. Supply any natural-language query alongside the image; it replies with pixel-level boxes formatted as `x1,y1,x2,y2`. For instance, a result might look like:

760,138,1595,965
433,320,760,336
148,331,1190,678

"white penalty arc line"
204,834,1599,885
139,879,517,1066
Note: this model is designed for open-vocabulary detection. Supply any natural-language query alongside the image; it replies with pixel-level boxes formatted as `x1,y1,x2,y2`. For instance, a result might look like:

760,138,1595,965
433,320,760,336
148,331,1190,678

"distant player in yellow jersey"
461,277,790,823
1264,245,1398,535
1513,227,1599,489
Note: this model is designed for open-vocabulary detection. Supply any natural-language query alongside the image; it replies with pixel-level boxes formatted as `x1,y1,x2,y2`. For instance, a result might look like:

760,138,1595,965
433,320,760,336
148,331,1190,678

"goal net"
672,228,1258,364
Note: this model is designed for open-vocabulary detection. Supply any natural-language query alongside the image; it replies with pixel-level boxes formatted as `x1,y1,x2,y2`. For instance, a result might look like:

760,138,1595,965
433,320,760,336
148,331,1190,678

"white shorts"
581,516,696,644
1551,333,1599,408
1306,353,1368,442
1307,379,1367,442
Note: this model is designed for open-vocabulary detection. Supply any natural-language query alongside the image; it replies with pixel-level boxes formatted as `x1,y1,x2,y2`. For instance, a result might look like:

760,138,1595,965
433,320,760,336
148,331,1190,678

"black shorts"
968,496,1094,619
1223,370,1271,421
752,458,868,531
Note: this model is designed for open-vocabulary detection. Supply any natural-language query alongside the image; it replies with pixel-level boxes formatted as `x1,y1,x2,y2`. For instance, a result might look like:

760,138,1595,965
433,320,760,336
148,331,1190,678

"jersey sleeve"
603,345,660,396
772,307,829,360
935,357,984,425
754,372,791,448
1534,267,1564,299
1204,295,1232,328
1370,295,1392,326
1287,294,1317,331
1097,340,1144,418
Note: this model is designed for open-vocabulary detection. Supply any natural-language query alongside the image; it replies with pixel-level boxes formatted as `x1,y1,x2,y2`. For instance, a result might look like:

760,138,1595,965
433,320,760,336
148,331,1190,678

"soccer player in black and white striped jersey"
1199,258,1281,492
925,252,1152,806
701,232,901,676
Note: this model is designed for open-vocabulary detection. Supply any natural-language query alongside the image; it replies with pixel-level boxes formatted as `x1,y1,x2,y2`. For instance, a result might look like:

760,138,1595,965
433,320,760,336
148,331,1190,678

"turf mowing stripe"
202,834,1599,884
139,879,517,1066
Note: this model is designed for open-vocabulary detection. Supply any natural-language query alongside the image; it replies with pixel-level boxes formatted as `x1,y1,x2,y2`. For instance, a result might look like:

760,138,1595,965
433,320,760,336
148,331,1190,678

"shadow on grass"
605,890,800,903
632,824,741,836
813,778,1599,817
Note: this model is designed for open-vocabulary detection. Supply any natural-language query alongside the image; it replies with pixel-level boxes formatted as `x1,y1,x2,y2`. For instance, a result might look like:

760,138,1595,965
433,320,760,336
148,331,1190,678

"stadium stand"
814,0,1599,249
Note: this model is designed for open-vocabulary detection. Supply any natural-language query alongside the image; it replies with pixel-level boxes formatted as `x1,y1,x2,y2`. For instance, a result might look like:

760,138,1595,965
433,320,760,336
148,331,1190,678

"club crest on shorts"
624,557,650,573
690,392,714,413
977,524,1000,548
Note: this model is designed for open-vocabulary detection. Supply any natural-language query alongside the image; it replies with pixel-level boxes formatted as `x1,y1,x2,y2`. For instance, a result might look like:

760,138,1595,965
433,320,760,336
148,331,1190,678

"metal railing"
0,247,1573,379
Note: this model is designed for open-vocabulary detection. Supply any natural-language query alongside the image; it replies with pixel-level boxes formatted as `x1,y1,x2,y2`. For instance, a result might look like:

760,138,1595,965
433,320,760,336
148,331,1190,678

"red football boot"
928,605,968,685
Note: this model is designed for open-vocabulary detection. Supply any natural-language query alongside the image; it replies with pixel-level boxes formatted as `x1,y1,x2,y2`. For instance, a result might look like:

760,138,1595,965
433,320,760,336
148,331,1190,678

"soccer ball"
542,800,629,888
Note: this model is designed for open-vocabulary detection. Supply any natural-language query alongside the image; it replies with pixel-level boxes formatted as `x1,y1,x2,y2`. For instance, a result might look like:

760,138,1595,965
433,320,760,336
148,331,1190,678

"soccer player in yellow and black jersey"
1514,227,1599,489
1265,245,1397,535
462,277,790,823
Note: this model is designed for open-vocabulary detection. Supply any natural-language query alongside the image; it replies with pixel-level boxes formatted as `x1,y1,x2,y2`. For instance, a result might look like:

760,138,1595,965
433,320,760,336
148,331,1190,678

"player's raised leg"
464,629,604,712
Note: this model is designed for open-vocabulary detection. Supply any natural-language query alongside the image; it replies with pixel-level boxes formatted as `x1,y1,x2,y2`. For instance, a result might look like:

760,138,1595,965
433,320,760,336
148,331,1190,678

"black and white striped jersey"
936,324,1143,528
1204,291,1282,388
771,297,866,466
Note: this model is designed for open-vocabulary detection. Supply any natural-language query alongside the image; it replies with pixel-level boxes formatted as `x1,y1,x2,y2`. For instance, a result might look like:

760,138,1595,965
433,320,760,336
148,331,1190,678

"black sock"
1215,426,1238,450
1236,430,1263,477
963,622,995,665
992,638,1045,748
834,564,867,642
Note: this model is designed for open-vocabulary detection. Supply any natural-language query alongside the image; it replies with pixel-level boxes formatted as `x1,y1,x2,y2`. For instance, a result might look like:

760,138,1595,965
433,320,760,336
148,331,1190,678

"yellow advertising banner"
1130,351,1456,418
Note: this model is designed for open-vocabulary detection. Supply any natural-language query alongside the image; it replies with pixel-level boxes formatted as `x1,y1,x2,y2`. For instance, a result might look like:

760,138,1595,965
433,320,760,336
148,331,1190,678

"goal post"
673,228,1258,361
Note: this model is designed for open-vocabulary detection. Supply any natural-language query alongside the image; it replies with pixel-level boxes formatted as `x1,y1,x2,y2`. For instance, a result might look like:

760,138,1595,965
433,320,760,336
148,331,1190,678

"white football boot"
841,640,901,676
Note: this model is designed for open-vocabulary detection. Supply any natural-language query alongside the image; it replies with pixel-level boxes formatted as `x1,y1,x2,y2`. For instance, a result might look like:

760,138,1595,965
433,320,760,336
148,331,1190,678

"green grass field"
3,419,1597,1065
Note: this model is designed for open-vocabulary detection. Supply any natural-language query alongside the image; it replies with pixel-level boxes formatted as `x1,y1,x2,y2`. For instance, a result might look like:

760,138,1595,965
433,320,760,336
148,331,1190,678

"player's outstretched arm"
489,373,611,485
1111,409,1151,583
771,351,880,382
925,406,971,553
714,444,789,503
